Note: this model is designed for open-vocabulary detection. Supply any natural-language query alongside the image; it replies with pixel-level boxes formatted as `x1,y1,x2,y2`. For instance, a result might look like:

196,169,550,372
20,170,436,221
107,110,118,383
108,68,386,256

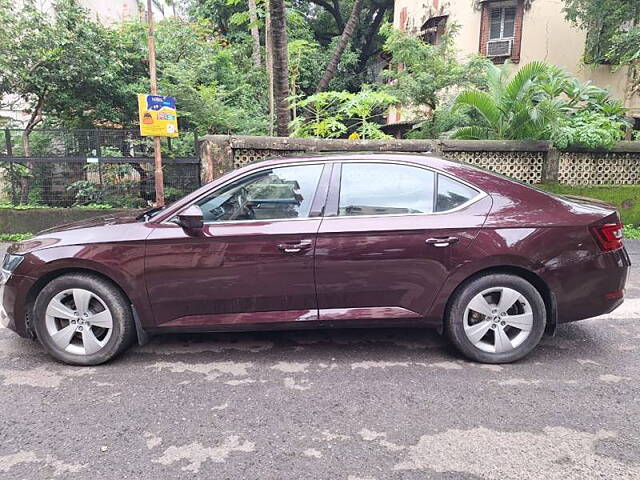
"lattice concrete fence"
199,135,640,186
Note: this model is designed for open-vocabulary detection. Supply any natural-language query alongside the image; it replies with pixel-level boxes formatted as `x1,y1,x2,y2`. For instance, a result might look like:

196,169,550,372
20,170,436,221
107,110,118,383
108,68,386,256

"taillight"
590,223,623,252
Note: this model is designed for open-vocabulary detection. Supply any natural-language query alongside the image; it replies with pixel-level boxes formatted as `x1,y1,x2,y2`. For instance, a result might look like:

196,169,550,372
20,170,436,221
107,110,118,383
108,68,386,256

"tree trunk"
316,0,364,92
356,5,388,74
265,4,275,135
248,0,261,68
268,0,290,136
19,95,45,204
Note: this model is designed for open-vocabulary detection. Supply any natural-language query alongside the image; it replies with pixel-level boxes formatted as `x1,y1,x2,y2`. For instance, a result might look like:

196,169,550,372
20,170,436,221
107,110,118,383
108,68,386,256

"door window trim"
324,160,488,219
165,158,488,225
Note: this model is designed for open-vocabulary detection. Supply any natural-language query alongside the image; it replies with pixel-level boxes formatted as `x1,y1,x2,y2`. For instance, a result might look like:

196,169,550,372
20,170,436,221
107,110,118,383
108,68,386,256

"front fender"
13,243,155,331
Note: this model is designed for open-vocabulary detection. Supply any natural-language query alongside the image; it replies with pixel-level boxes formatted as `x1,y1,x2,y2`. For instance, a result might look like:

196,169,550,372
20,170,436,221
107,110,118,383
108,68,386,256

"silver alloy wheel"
44,288,113,356
463,286,533,354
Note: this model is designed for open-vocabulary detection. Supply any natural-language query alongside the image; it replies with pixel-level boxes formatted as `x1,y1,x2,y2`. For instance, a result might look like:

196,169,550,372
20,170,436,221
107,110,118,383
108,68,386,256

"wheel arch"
440,265,557,335
24,267,137,339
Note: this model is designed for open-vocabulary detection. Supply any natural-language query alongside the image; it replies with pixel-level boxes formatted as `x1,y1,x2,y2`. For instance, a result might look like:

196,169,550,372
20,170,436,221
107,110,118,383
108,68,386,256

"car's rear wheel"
33,273,136,365
446,273,546,364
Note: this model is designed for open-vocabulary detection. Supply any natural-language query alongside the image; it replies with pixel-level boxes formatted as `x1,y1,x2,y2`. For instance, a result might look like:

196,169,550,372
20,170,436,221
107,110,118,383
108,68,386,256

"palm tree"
268,0,290,136
449,61,567,140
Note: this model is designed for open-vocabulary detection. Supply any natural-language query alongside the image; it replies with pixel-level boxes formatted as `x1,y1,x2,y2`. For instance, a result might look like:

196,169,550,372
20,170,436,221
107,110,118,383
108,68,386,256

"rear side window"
436,175,480,212
339,163,435,216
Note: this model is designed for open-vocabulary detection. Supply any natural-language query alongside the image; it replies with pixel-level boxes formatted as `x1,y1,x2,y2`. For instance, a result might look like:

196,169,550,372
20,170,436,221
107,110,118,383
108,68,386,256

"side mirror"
177,205,204,233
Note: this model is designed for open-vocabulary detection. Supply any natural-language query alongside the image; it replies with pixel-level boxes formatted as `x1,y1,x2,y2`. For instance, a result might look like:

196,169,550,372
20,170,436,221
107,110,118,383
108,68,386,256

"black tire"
33,273,136,366
446,273,546,364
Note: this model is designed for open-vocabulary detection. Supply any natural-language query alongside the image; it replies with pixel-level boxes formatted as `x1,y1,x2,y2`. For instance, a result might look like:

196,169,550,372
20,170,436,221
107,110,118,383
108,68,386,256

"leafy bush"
290,89,398,139
552,110,628,149
449,61,630,149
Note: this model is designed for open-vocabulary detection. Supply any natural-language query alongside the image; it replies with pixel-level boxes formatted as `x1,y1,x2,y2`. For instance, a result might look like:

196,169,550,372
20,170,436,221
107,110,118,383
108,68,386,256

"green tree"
0,0,121,202
381,25,489,113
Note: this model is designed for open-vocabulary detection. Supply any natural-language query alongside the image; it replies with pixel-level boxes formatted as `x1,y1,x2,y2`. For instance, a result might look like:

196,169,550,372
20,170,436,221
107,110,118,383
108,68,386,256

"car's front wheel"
33,273,136,365
446,273,546,364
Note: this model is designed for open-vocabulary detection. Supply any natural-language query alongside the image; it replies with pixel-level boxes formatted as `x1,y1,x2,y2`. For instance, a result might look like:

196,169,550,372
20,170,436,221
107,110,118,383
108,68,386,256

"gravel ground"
0,241,639,479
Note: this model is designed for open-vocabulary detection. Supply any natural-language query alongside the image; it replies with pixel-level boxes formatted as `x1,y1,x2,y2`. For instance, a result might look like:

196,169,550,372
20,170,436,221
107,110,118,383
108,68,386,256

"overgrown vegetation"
562,0,640,97
448,61,629,149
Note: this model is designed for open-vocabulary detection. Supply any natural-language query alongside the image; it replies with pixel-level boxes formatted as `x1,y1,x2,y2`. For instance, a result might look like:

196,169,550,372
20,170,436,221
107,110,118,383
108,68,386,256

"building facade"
392,0,640,121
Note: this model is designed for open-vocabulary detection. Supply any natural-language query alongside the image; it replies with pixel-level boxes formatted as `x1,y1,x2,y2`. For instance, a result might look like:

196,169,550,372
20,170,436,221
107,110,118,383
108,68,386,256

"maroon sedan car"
0,153,630,365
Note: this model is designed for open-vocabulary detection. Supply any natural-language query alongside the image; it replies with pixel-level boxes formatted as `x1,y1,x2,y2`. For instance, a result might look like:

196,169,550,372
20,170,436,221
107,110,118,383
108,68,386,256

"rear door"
315,160,491,321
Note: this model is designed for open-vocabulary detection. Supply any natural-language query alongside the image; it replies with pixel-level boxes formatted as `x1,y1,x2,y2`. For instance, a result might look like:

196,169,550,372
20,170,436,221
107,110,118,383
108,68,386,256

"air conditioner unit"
487,39,513,57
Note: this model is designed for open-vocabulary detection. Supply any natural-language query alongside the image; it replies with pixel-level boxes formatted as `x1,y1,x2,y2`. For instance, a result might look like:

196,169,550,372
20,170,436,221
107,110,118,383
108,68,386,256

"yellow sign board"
137,94,179,137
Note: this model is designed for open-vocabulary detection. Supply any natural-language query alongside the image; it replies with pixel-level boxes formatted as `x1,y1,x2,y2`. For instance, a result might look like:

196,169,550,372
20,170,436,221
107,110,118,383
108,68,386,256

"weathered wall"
199,135,640,186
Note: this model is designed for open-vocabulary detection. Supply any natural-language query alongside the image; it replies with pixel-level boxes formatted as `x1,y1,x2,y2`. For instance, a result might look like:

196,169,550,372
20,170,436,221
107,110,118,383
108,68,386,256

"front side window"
436,175,480,212
338,163,435,216
197,164,323,223
490,5,516,40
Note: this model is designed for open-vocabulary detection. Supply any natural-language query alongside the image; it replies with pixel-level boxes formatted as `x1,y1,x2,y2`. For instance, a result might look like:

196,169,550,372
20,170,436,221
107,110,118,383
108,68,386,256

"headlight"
1,254,23,284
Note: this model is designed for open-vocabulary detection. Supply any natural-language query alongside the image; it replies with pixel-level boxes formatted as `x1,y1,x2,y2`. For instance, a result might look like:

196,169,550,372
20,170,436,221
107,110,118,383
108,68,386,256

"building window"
479,1,523,62
489,6,516,40
421,15,448,45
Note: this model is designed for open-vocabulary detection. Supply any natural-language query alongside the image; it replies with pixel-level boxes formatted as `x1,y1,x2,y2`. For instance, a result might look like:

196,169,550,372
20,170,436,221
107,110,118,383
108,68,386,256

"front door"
145,163,328,328
315,161,491,322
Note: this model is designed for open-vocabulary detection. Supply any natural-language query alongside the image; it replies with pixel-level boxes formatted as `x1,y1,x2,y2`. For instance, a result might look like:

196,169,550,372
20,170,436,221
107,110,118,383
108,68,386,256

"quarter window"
436,175,480,212
338,163,435,216
197,164,323,222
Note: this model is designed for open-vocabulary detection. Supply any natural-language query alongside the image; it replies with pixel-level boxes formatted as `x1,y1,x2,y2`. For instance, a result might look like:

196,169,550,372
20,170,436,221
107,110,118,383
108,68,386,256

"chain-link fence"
0,129,200,207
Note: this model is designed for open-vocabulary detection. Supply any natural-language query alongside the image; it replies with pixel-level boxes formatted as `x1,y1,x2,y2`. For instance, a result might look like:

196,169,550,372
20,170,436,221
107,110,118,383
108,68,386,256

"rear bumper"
554,246,630,324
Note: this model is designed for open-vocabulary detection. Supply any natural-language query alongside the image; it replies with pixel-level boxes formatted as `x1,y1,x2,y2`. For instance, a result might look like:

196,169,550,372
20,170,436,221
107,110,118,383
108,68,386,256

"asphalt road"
1,242,639,479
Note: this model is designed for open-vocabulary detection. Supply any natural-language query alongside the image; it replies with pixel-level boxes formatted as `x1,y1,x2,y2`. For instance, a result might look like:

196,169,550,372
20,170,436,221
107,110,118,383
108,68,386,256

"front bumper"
0,283,9,328
0,274,33,337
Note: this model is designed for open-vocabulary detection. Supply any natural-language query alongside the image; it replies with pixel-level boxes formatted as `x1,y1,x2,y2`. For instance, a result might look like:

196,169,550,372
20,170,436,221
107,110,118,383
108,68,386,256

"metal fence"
0,129,201,207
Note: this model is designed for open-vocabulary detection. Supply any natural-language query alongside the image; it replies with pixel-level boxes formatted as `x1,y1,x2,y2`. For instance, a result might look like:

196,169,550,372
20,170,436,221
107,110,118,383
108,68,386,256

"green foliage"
538,183,640,225
562,0,640,65
449,61,629,149
0,233,34,242
290,89,398,139
623,225,640,240
0,0,130,128
405,107,478,140
76,203,113,210
0,203,47,210
552,110,628,150
381,24,490,111
114,19,269,134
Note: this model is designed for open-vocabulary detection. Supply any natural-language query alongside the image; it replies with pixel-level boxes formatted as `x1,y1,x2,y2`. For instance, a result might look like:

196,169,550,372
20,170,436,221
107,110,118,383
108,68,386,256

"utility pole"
146,0,165,206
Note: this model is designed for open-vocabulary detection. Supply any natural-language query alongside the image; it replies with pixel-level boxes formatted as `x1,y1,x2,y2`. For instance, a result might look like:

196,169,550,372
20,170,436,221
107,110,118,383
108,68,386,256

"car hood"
36,213,140,235
9,212,151,255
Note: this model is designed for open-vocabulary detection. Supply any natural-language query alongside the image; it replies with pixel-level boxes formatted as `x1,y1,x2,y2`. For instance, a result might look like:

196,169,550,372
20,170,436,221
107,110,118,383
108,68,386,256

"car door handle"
426,236,459,247
278,240,313,253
